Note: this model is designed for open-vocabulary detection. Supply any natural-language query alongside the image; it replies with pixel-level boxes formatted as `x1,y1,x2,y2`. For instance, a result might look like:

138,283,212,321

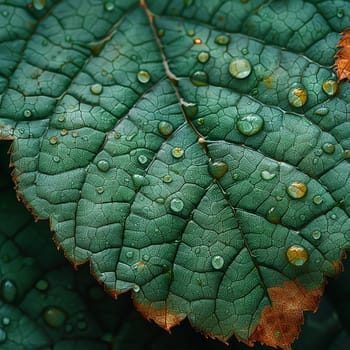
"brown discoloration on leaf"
335,28,350,81
247,280,323,350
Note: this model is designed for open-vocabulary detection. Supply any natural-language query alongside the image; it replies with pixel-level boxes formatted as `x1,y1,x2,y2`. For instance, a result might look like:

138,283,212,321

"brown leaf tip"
335,28,350,81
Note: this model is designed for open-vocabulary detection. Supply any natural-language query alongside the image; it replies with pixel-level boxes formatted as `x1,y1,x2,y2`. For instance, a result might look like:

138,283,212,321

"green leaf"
1,1,350,349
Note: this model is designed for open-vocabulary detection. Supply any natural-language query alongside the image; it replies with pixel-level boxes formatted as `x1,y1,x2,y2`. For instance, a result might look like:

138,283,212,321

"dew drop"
0,328,7,344
96,186,104,194
33,0,46,10
58,115,65,122
162,175,172,183
1,317,10,326
132,174,148,188
229,57,252,79
156,197,165,204
337,8,345,18
172,147,184,158
137,154,148,165
96,159,110,172
322,80,338,96
43,307,67,328
266,207,280,224
241,48,249,55
126,251,134,259
72,131,78,138
312,195,323,205
331,213,337,220
142,254,150,261
193,37,202,44
190,70,209,86
197,118,204,126
211,255,224,270
237,114,264,136
1,279,17,303
170,198,184,213
311,230,322,240
313,107,329,116
261,170,276,181
286,182,307,199
197,51,210,63
157,29,165,37
288,87,308,107
322,142,335,154
133,285,140,293
104,2,115,11
23,109,32,118
215,35,230,45
59,129,68,136
35,279,49,291
1,10,9,17
137,70,151,83
49,136,58,145
194,247,201,255
90,83,103,95
158,121,174,136
286,245,309,266
208,161,228,179
53,156,60,163
182,101,198,118
343,149,350,159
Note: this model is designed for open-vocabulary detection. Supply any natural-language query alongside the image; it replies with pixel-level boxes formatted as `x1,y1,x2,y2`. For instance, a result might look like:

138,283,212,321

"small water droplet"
58,115,65,122
43,307,67,328
96,186,104,194
194,247,201,254
133,285,140,293
286,182,307,199
35,279,49,291
330,213,337,220
197,118,204,125
322,80,338,96
23,109,32,118
237,114,264,136
312,195,323,205
286,245,309,266
162,175,172,183
337,8,345,18
158,121,174,136
126,251,134,259
172,147,184,158
2,10,9,17
261,170,276,181
211,255,224,270
315,258,321,264
71,131,78,138
193,37,202,44
142,254,150,261
137,154,148,165
96,159,110,172
1,279,17,303
215,35,230,45
311,230,321,240
90,83,103,95
0,328,7,344
229,57,252,79
157,29,165,37
190,70,209,86
49,136,58,145
132,174,148,188
104,2,115,11
197,51,210,63
288,87,308,108
343,149,350,159
1,317,10,326
52,156,60,163
33,0,46,11
241,48,249,55
137,70,151,83
208,161,228,179
275,195,283,201
155,197,165,204
170,198,184,213
313,107,329,116
182,101,198,118
266,207,280,224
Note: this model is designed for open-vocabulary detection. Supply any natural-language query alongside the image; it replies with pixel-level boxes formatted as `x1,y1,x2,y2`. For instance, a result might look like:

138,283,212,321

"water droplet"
157,29,165,37
237,114,264,136
162,175,172,183
132,174,148,188
104,2,115,11
266,207,280,224
313,107,329,116
65,34,71,42
90,83,103,95
190,70,208,86
241,48,249,55
286,182,307,199
170,198,184,213
193,37,202,44
23,109,32,118
1,279,17,303
43,307,67,328
344,149,350,159
133,285,140,293
288,87,308,107
156,197,165,204
229,57,252,79
35,279,49,291
96,159,110,172
197,118,204,125
53,156,60,163
126,251,134,259
1,317,10,326
49,136,58,145
58,115,65,122
33,0,46,11
197,51,210,63
72,131,78,138
331,213,337,220
286,245,309,266
312,195,323,205
158,121,174,136
311,230,321,240
2,10,9,17
215,35,230,45
142,254,150,261
194,247,201,255
208,161,228,179
322,80,338,96
261,170,276,181
137,154,148,165
182,101,198,118
211,255,224,270
0,328,7,344
172,147,184,158
137,70,151,83
96,186,104,194
337,8,345,18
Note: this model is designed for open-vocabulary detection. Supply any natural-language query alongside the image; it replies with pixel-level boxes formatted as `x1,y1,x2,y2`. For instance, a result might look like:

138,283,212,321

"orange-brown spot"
246,280,323,350
136,260,145,268
263,76,273,89
335,28,350,81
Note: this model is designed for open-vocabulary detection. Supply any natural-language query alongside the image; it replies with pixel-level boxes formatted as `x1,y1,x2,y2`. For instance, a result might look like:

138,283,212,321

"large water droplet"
286,245,309,266
266,207,280,224
158,121,174,136
237,114,264,136
35,279,49,291
0,328,7,344
311,230,321,240
215,35,230,45
172,147,184,158
197,51,210,63
321,142,335,154
170,198,184,213
211,255,224,270
96,159,110,172
288,87,308,107
43,307,67,328
33,0,46,10
1,279,17,303
23,109,32,118
208,161,228,179
286,182,307,199
182,101,198,118
90,83,103,95
190,70,209,86
261,170,276,181
229,57,252,79
322,80,338,96
137,70,151,83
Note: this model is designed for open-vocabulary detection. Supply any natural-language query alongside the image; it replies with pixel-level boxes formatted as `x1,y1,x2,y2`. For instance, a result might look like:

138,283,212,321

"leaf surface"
1,1,350,349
